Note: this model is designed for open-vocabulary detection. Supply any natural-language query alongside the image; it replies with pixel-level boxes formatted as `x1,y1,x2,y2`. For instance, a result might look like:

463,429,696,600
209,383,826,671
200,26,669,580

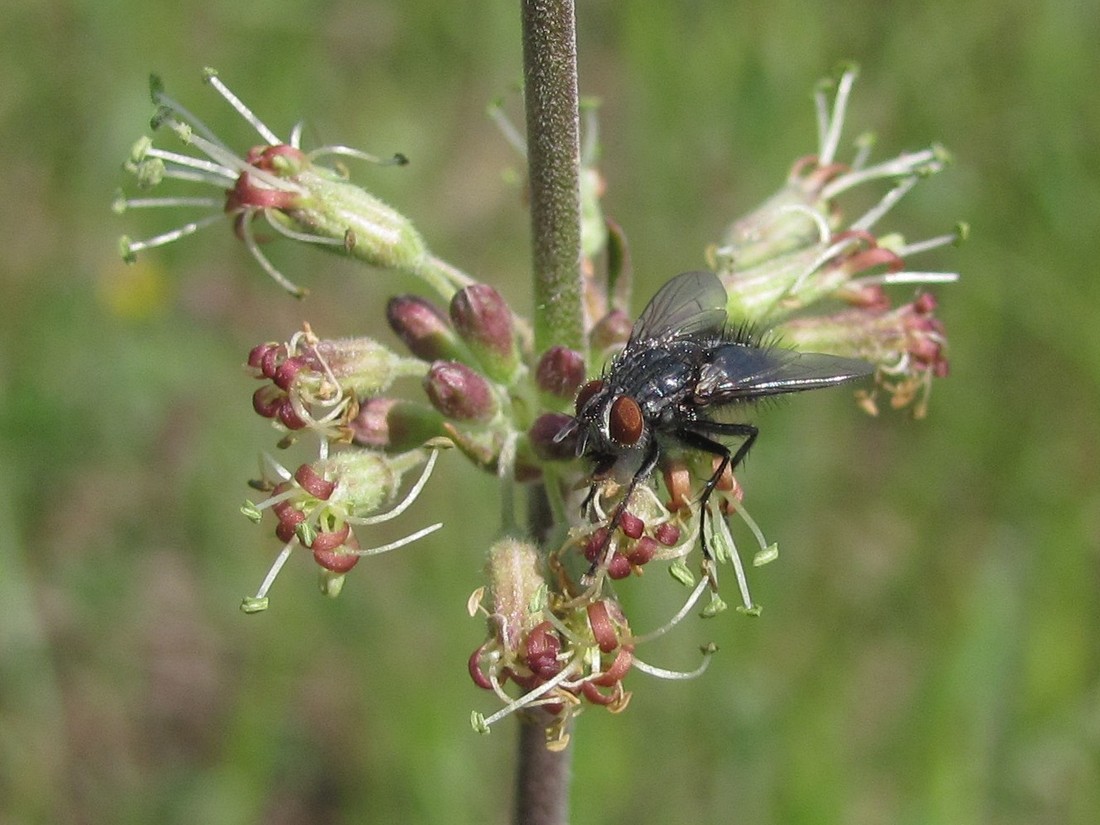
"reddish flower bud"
275,508,306,543
535,346,586,401
591,646,634,687
527,413,578,461
273,356,307,391
627,536,658,565
468,643,495,690
313,546,360,573
276,400,308,430
589,309,632,355
386,295,466,362
449,284,519,382
310,523,351,553
525,622,564,680
423,360,497,422
247,342,281,374
653,522,681,546
581,680,623,706
618,511,644,539
348,397,445,452
913,292,938,315
606,552,632,580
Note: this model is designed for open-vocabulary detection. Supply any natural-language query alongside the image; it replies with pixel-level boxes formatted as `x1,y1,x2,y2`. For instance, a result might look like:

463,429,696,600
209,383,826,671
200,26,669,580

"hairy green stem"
517,7,580,823
523,0,584,355
414,252,475,298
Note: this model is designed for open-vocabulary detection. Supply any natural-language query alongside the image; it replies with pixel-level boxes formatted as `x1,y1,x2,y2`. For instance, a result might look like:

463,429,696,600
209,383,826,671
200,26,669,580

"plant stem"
523,0,584,355
514,711,573,825
517,5,581,823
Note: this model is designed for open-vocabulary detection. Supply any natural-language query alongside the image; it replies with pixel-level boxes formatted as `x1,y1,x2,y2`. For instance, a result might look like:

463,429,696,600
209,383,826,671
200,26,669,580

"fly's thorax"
608,340,704,420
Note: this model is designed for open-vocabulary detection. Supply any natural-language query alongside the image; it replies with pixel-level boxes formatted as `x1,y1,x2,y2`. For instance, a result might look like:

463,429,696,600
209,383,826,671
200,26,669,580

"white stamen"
711,513,754,611
632,575,711,644
823,148,942,202
153,167,231,186
289,121,305,149
352,521,443,557
848,175,920,232
152,87,228,149
478,661,582,729
261,452,294,482
308,144,404,167
204,69,282,146
237,216,306,296
853,271,960,287
731,498,771,557
254,542,294,599
123,212,226,253
486,653,517,705
143,145,237,180
819,69,857,166
117,196,222,211
892,231,963,257
263,212,345,247
353,448,442,526
632,648,715,681
851,132,875,171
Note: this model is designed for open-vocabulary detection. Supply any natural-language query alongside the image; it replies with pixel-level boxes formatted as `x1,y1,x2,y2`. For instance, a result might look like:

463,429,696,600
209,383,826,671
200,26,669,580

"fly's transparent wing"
629,270,728,344
694,345,873,404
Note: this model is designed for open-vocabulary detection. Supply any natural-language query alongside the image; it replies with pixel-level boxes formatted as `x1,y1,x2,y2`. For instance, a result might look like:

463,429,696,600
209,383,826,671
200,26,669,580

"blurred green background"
2,1,1097,823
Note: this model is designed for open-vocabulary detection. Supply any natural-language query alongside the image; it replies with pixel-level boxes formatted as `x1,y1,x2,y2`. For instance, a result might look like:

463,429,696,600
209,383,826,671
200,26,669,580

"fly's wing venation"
629,271,728,344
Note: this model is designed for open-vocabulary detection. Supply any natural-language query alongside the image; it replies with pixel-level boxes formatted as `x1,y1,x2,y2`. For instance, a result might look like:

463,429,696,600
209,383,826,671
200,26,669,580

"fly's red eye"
609,396,643,445
574,379,604,415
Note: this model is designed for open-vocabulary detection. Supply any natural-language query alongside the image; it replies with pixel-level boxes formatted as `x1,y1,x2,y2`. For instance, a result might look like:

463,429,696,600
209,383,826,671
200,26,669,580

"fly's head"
570,378,649,481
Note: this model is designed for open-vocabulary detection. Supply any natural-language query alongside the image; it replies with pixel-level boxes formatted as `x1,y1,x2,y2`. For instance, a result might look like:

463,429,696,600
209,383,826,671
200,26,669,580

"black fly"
561,270,872,562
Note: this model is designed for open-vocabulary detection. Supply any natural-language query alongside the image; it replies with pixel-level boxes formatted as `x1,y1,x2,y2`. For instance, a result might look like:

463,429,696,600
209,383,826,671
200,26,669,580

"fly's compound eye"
609,395,643,446
574,379,605,416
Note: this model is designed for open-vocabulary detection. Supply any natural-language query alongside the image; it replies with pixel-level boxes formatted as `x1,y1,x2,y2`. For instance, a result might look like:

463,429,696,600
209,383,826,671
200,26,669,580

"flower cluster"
115,69,469,299
248,326,426,441
468,537,721,749
382,282,537,477
241,445,446,610
117,67,959,741
464,66,960,736
711,65,961,417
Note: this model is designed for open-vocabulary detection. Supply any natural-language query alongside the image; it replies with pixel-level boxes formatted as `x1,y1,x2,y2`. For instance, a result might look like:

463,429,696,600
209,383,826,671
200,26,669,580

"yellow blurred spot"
98,258,171,320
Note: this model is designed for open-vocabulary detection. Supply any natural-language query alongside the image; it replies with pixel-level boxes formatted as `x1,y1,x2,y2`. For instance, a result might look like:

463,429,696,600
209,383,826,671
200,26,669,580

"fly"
561,270,873,562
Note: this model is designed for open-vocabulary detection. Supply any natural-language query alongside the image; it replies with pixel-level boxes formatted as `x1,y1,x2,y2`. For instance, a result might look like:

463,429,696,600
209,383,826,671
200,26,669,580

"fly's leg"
674,422,758,564
579,453,617,518
583,440,661,579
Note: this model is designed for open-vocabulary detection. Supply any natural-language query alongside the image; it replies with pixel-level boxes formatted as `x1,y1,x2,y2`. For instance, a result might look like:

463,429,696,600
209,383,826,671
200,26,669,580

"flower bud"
387,295,469,363
348,397,445,451
285,166,428,272
486,538,546,656
535,346,586,403
309,337,424,398
449,284,519,383
423,361,498,422
589,309,632,359
527,413,578,461
117,71,445,297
